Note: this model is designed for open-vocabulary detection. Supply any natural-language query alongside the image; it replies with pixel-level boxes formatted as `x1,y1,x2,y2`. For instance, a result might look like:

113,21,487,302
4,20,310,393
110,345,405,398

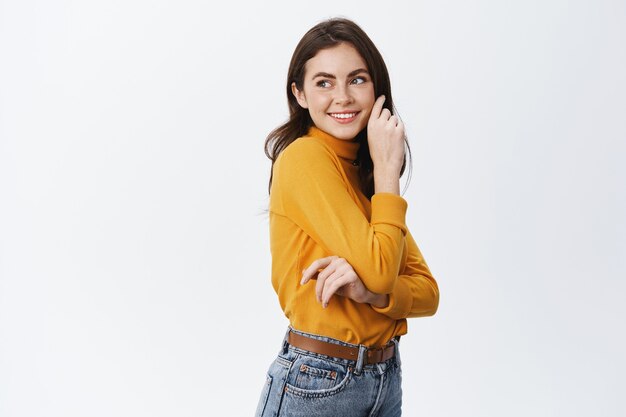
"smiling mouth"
328,111,360,121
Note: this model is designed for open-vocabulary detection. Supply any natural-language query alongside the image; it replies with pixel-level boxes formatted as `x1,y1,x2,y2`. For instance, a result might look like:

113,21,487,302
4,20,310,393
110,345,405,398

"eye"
316,80,331,88
351,76,367,85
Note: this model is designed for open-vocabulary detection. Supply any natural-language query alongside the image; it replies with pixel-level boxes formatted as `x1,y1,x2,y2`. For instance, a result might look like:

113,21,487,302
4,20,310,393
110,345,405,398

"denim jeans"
255,326,402,417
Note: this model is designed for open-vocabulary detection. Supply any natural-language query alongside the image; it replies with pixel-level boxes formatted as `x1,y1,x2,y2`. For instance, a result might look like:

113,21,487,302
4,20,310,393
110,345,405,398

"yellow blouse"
269,125,439,348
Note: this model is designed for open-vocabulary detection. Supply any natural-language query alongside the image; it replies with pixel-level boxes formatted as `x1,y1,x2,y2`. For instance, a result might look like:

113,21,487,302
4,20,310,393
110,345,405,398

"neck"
307,125,361,164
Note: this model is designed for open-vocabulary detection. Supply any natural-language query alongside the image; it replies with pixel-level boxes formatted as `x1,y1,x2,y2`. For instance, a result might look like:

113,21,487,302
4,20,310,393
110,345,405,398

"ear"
291,82,308,109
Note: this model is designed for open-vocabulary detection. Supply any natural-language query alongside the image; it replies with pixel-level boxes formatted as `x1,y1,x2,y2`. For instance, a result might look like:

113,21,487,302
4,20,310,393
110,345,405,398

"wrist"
373,169,400,195
373,165,401,177
368,292,390,309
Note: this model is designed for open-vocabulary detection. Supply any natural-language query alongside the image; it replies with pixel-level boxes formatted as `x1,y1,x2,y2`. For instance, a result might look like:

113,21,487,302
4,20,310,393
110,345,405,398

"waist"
281,295,407,347
285,327,400,366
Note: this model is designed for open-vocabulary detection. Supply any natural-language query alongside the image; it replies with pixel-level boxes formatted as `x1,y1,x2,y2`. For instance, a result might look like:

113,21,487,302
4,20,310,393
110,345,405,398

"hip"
255,326,403,417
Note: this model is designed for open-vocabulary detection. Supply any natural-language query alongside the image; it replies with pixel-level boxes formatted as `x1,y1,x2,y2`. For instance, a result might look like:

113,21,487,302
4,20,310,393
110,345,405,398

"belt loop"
354,344,367,375
391,337,401,367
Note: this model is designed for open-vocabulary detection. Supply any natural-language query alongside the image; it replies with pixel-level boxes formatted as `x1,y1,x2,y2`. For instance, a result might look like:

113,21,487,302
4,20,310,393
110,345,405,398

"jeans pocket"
285,355,352,398
254,374,272,417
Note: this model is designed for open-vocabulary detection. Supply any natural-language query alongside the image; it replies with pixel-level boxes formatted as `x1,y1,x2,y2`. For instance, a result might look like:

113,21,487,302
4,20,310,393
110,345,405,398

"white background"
1,1,625,416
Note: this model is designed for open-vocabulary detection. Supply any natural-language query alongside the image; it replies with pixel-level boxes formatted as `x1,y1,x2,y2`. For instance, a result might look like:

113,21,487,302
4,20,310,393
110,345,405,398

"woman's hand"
300,256,389,309
366,95,406,174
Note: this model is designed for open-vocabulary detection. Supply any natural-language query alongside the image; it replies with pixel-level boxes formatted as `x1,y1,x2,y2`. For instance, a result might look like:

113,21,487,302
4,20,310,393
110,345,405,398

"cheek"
360,99,375,119
310,95,331,112
358,90,375,109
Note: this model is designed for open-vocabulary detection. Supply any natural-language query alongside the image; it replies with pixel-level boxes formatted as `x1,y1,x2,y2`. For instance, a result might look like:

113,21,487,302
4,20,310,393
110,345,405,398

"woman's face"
292,42,376,141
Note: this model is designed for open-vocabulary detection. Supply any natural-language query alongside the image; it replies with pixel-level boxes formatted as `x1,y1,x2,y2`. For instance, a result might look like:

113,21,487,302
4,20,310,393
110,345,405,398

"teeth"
330,113,357,119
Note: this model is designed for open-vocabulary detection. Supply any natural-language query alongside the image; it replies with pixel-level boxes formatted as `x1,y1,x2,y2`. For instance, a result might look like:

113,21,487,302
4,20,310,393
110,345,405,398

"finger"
380,108,391,121
321,266,353,307
301,268,321,286
300,267,312,285
389,115,399,126
315,270,329,303
321,274,352,308
315,260,338,302
301,256,333,285
368,95,386,123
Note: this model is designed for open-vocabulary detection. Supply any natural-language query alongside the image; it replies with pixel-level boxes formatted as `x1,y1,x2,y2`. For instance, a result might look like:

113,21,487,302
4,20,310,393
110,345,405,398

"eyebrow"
311,68,369,80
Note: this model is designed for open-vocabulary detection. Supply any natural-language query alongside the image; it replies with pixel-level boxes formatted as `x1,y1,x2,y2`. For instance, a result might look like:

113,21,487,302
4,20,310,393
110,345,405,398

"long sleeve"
272,138,408,294
371,228,439,319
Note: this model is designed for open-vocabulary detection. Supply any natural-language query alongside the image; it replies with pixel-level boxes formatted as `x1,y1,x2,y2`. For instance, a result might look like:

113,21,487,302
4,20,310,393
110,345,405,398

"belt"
287,330,398,365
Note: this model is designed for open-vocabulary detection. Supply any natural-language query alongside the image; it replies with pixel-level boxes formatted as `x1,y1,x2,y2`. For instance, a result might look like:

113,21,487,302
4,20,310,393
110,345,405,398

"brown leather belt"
287,330,397,365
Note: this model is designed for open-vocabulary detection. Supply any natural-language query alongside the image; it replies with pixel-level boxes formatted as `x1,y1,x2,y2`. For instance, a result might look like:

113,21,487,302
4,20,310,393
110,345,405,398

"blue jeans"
255,326,402,416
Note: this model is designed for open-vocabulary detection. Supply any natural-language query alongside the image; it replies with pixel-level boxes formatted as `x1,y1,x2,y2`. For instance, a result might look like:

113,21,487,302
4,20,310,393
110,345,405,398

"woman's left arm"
303,228,439,316
370,229,440,319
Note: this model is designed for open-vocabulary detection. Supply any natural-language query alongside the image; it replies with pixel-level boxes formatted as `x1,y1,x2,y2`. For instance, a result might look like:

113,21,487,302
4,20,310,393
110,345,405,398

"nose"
334,84,354,106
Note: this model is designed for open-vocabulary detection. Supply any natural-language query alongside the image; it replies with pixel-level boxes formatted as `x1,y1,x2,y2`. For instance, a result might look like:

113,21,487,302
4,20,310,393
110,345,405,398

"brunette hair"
264,17,412,200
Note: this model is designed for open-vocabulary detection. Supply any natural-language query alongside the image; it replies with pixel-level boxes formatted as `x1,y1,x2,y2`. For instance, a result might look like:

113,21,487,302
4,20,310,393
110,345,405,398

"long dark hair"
264,17,412,200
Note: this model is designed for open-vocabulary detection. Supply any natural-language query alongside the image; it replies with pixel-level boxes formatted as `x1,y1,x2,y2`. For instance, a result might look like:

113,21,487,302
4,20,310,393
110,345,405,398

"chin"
325,123,364,140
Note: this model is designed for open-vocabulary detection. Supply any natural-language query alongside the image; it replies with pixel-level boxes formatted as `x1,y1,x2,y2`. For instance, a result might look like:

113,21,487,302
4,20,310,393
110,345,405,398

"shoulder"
275,135,338,172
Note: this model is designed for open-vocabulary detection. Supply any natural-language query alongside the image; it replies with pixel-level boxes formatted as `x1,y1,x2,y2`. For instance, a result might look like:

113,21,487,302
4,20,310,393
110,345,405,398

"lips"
328,111,360,123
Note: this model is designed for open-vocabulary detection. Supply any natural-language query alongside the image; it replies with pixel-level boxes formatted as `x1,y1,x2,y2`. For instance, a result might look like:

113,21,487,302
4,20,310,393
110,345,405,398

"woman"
256,17,439,416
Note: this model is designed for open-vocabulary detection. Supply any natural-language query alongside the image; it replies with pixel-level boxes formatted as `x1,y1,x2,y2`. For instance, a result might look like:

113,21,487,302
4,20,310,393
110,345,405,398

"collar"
307,125,361,163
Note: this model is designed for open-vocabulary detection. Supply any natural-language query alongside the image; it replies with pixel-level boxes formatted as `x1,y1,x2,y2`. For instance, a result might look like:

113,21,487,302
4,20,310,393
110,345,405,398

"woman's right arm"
272,140,407,295
370,228,440,319
368,95,405,196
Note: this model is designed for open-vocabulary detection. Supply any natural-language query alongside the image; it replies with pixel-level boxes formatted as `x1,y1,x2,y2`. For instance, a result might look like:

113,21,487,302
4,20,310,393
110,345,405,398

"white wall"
1,1,624,416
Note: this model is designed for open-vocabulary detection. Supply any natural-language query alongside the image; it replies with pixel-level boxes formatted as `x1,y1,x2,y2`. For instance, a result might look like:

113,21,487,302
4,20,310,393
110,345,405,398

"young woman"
256,17,439,416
